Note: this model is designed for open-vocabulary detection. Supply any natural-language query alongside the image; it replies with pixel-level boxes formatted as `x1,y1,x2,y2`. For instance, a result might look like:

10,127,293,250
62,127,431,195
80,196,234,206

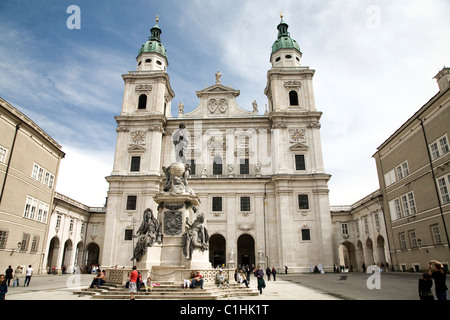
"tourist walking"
418,273,434,300
238,270,249,288
272,267,277,281
254,266,265,294
266,267,271,281
24,265,33,287
13,266,22,287
284,265,288,274
429,260,448,300
5,265,13,286
129,266,138,300
0,274,7,300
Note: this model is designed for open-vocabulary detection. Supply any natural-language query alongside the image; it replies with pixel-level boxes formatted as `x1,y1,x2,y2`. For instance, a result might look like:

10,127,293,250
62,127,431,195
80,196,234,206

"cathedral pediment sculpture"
131,208,162,262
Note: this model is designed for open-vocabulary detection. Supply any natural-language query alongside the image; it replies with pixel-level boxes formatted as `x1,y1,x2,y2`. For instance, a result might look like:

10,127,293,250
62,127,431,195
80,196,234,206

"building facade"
43,192,105,273
331,190,390,271
0,97,65,273
101,17,334,273
373,67,450,272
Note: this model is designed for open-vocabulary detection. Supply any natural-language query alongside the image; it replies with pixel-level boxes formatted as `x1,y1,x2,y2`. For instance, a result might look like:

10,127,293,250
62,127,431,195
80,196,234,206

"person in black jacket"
0,274,7,300
418,273,434,300
5,266,13,286
429,260,448,300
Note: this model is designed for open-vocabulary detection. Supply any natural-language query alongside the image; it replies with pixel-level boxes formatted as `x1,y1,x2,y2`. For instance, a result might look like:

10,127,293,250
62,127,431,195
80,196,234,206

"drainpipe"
0,121,22,205
418,117,450,253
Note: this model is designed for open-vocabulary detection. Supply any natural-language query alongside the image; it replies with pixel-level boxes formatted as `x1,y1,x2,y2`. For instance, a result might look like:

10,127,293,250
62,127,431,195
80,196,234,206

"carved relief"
284,80,302,90
208,98,228,113
135,84,152,94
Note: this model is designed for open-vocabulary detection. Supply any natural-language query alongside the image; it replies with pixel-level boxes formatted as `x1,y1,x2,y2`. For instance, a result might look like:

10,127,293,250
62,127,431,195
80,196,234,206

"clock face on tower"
131,130,146,145
289,128,306,143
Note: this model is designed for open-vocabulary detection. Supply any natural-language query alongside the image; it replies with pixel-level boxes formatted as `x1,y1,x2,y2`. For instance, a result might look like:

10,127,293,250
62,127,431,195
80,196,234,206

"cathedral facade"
101,17,334,273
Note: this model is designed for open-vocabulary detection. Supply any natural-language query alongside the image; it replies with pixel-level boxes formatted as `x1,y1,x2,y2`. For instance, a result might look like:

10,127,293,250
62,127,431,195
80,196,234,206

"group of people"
126,266,157,300
418,260,448,300
0,265,34,300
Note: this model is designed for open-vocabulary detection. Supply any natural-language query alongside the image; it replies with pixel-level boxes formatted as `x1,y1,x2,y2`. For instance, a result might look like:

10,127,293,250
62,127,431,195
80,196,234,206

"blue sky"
1,0,449,206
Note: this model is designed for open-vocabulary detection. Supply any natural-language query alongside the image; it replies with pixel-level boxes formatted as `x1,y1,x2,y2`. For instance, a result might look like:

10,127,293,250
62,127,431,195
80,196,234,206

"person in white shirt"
24,265,33,287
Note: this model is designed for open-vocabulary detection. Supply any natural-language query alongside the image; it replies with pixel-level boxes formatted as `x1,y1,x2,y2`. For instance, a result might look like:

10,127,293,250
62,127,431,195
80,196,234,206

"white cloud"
56,145,113,207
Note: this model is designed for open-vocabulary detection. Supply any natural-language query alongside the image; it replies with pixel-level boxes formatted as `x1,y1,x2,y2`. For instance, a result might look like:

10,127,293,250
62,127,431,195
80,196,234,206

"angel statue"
182,213,209,260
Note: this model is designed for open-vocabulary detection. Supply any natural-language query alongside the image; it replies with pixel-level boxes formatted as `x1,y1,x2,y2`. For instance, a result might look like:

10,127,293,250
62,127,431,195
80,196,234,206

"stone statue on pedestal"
182,213,209,260
172,122,190,163
162,162,195,196
131,208,162,262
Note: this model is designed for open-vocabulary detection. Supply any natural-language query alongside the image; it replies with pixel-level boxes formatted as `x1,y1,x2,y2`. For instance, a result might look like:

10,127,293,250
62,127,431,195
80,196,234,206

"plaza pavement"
4,272,338,300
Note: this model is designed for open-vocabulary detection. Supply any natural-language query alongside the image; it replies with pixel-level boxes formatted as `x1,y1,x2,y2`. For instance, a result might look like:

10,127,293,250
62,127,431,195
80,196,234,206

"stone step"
75,282,260,300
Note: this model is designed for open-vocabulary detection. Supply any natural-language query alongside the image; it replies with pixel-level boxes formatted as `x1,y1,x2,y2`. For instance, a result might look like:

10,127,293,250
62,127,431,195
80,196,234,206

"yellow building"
0,97,65,273
373,67,450,272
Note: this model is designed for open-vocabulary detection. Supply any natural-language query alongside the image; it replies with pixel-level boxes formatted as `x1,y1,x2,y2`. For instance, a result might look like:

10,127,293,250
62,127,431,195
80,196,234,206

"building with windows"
44,192,105,273
0,97,65,273
373,67,450,272
101,17,334,273
331,190,390,271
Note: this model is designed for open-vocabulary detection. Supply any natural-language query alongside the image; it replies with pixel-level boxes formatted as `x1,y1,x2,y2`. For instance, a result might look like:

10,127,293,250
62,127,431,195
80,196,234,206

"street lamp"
10,242,21,256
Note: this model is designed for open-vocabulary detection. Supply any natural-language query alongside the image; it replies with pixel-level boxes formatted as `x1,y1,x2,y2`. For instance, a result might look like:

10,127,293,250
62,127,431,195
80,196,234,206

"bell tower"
102,17,175,267
264,14,316,113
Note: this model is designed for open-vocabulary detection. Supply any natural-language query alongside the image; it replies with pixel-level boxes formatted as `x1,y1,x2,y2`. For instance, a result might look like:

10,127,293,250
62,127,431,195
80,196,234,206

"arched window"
138,94,147,109
213,156,222,175
289,91,299,106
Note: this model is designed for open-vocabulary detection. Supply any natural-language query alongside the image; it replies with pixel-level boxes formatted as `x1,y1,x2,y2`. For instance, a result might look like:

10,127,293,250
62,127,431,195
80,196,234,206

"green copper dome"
137,21,167,59
271,17,301,54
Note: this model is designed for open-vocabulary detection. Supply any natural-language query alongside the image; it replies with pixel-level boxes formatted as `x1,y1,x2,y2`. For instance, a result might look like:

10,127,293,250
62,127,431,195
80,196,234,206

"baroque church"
101,16,334,273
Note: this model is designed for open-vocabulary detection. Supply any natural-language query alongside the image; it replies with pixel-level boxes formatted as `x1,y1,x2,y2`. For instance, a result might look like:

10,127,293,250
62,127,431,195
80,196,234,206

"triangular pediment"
289,142,309,151
128,144,146,153
196,84,240,98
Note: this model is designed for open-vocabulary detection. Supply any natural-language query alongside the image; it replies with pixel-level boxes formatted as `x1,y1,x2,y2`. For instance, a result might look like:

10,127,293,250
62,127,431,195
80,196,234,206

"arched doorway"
46,236,60,270
376,235,387,266
365,238,375,265
338,241,357,271
357,240,365,271
237,234,255,268
85,242,100,267
61,239,73,271
209,234,226,268
75,241,84,268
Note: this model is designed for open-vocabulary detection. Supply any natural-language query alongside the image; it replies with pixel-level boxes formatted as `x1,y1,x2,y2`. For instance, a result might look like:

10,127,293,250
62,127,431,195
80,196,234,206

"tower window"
289,91,299,106
213,157,223,175
285,55,292,59
126,195,137,210
295,155,305,171
130,156,141,172
156,60,162,65
138,94,147,109
145,59,151,63
301,228,311,241
275,57,281,62
298,194,309,210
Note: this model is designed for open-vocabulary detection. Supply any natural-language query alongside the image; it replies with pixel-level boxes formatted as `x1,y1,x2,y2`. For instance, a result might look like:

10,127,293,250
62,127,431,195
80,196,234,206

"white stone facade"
101,20,334,273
